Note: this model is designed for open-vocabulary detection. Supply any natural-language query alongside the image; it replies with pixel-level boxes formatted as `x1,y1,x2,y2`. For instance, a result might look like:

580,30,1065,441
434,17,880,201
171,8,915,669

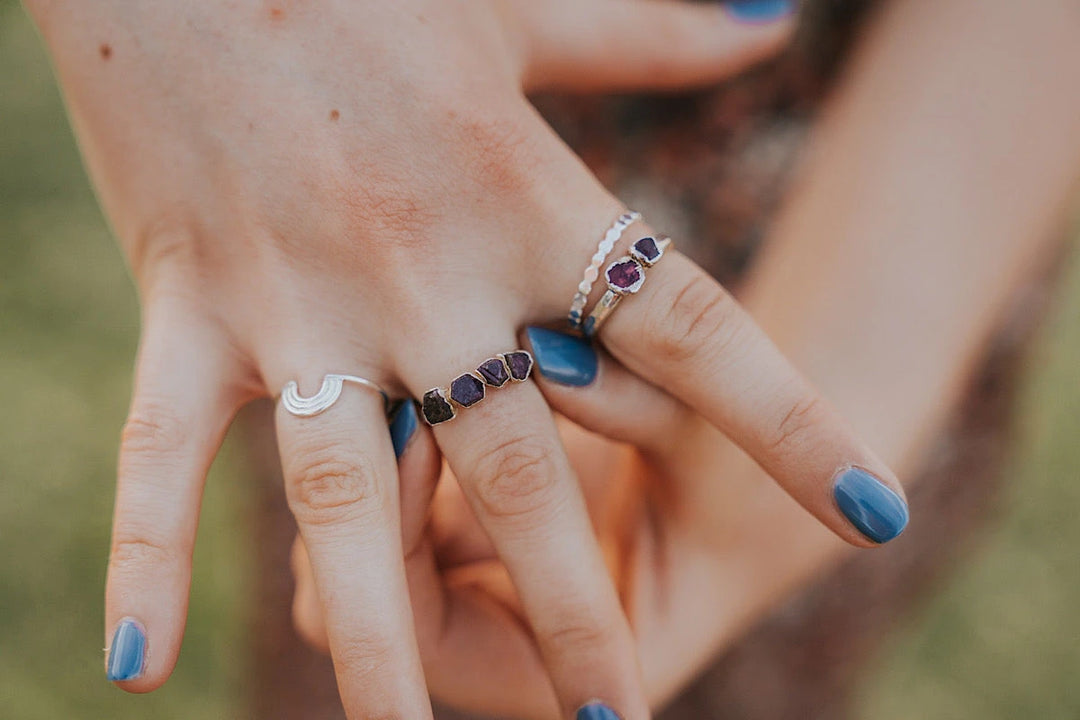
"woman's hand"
290,337,862,719
25,0,913,716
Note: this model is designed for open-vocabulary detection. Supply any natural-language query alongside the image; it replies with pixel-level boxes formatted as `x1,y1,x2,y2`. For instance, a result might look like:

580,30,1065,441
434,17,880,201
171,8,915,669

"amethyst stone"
606,258,644,294
631,236,662,265
450,373,485,407
503,351,534,381
421,389,455,425
477,357,510,387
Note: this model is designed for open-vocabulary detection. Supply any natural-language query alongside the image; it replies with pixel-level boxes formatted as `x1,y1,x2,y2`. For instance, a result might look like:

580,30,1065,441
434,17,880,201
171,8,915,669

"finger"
275,380,431,719
105,298,245,691
599,248,910,546
291,399,435,652
524,325,689,453
515,0,796,93
403,338,649,720
290,402,561,719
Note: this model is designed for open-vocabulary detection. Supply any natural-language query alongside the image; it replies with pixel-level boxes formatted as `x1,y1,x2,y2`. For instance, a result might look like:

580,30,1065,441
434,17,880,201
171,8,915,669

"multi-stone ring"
421,350,535,425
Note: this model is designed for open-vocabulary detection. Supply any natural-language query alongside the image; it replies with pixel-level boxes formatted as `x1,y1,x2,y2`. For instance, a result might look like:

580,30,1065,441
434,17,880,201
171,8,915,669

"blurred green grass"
1,1,1078,718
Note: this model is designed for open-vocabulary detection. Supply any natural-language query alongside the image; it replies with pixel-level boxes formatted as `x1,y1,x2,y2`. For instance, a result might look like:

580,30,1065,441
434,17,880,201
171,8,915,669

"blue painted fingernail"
106,618,146,682
526,327,598,387
723,0,794,23
388,401,418,459
833,467,909,544
577,702,622,720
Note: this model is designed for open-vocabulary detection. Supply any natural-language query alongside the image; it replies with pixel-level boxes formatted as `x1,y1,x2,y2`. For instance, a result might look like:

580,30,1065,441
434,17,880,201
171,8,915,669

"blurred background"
2,0,1078,718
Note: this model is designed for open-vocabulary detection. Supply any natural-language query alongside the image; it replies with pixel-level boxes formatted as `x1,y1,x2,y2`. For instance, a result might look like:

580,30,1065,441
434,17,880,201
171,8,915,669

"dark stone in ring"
477,357,510,387
605,257,645,294
630,236,662,265
450,373,485,407
421,388,456,425
502,351,534,382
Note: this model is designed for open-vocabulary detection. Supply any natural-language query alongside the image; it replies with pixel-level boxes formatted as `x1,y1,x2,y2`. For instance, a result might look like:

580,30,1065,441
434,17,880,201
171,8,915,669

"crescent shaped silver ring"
279,374,390,418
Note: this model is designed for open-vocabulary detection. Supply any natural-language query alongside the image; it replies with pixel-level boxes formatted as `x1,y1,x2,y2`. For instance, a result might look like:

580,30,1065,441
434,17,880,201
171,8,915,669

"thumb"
515,0,796,93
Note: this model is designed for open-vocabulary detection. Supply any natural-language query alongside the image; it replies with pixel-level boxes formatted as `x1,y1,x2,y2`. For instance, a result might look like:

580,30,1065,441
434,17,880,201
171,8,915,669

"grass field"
2,1,1077,717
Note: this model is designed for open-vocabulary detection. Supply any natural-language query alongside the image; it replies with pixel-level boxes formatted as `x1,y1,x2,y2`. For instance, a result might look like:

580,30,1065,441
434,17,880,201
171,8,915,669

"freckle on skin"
99,43,112,60
269,7,284,20
329,109,340,122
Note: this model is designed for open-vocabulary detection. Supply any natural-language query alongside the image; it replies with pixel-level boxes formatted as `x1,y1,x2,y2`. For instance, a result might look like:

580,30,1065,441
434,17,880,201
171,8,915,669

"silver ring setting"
422,350,534,426
279,374,390,418
568,210,641,330
583,235,672,338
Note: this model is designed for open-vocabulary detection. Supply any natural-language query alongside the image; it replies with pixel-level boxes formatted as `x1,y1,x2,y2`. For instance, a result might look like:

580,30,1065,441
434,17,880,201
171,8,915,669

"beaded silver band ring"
568,210,641,330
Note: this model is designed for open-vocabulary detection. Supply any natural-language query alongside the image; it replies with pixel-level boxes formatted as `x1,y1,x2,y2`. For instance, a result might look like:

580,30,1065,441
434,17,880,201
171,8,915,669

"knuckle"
469,435,563,522
286,447,383,526
452,107,543,198
544,608,621,653
768,394,824,455
644,273,742,364
332,632,396,680
120,405,189,461
110,534,179,574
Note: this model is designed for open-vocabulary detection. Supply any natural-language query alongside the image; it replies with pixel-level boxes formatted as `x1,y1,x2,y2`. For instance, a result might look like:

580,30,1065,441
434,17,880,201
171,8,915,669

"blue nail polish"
723,0,794,23
833,467,909,544
106,618,146,682
577,703,622,720
389,401,418,459
526,327,598,387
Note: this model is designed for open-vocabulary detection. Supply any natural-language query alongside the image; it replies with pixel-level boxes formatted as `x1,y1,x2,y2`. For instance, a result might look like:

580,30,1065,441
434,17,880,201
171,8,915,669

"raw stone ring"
420,350,535,425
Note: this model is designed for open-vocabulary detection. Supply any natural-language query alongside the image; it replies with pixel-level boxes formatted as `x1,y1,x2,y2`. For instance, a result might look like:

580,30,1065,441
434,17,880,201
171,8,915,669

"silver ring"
568,210,641,331
583,235,672,338
279,374,390,417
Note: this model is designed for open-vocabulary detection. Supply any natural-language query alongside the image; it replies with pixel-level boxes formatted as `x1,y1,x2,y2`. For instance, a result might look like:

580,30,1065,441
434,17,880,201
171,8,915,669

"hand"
27,1,908,716
291,333,860,718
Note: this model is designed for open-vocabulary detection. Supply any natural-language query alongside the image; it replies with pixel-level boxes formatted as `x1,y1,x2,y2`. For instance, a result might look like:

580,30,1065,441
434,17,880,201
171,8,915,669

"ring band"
583,235,672,338
568,210,641,331
280,374,390,417
421,350,534,426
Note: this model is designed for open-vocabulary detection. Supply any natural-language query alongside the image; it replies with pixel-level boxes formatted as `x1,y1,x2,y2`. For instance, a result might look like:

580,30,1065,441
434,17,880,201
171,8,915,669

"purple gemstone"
477,358,510,387
632,236,661,263
503,351,534,381
421,389,455,425
606,259,644,293
450,373,485,407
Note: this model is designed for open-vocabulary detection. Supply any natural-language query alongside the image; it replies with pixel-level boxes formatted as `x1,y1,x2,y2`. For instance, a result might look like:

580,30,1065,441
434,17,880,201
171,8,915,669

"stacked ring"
421,350,535,425
568,210,641,331
582,235,672,338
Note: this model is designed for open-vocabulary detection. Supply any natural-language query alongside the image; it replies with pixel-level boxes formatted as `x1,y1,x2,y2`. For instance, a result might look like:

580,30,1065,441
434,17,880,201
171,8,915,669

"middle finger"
403,330,648,720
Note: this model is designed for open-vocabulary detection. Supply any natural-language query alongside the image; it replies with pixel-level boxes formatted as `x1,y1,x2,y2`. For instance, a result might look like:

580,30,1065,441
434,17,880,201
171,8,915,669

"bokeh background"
2,0,1078,717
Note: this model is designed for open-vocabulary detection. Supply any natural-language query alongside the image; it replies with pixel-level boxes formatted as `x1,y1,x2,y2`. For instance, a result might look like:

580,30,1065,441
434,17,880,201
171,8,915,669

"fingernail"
722,0,795,23
833,467,909,544
388,400,418,459
106,618,146,682
577,703,622,720
526,326,598,387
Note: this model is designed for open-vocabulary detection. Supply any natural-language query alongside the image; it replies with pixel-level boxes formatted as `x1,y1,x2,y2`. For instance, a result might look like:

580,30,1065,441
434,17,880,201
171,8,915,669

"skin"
288,0,1080,716
22,1,918,717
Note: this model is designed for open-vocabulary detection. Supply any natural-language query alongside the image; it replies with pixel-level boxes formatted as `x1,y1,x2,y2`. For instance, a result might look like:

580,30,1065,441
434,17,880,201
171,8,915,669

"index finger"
599,248,909,546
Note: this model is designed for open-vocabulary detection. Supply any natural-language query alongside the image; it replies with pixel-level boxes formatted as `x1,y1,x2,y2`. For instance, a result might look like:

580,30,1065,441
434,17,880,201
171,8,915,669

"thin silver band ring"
279,374,390,418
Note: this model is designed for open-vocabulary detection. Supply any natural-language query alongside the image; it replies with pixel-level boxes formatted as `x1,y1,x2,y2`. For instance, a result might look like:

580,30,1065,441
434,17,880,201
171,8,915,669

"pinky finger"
105,300,247,690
